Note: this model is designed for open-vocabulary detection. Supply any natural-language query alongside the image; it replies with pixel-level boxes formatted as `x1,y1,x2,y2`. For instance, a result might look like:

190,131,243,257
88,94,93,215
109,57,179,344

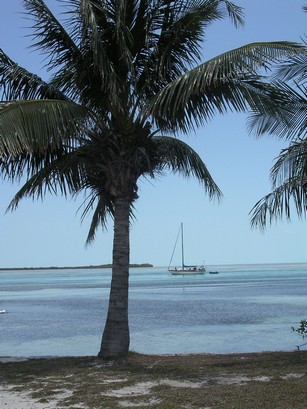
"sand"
1,354,305,408
0,386,59,409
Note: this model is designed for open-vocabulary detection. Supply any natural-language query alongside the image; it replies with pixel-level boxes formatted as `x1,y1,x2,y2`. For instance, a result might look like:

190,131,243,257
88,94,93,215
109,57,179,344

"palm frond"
250,179,307,229
0,49,67,101
152,135,222,199
250,138,307,229
270,139,307,188
248,42,307,229
0,99,90,156
77,0,122,73
135,0,244,98
247,80,307,139
222,0,245,28
275,52,307,83
5,165,61,211
77,193,114,245
3,147,86,209
152,76,292,134
23,0,81,72
148,42,305,132
135,0,242,98
156,0,226,67
23,0,118,107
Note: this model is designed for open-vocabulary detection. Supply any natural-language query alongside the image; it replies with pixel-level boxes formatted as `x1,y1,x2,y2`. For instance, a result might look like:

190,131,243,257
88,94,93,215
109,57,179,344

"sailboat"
168,223,206,275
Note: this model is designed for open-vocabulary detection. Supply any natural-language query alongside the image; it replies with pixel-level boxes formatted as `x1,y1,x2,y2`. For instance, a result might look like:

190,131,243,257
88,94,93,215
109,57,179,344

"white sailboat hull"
169,266,206,275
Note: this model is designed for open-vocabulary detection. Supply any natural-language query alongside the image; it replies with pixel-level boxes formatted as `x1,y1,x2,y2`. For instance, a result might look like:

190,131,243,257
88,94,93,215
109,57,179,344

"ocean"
0,263,307,357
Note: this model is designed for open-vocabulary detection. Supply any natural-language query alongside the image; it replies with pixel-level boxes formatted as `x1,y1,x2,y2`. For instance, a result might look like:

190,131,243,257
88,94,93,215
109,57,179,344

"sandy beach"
0,387,62,409
1,352,306,408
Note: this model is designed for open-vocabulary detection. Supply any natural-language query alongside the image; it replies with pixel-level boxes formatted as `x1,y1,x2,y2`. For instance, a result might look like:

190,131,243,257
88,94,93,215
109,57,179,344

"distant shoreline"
0,263,153,271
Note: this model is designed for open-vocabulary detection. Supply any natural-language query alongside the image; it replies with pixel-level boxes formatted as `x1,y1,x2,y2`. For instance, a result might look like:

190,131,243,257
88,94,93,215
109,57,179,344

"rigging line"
168,223,182,268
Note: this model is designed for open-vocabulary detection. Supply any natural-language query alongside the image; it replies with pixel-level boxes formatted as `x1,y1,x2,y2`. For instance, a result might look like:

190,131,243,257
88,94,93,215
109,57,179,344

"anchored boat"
168,223,205,275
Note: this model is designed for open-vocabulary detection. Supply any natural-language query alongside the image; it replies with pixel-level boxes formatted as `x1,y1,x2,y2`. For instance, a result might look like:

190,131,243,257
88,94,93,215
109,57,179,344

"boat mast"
181,222,184,269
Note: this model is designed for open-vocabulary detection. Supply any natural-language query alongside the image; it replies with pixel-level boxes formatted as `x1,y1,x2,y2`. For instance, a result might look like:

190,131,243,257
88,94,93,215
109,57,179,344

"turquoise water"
0,263,307,357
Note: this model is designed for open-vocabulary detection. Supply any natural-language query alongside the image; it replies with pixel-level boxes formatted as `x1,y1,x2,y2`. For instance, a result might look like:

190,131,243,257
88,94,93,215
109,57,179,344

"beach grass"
1,351,307,408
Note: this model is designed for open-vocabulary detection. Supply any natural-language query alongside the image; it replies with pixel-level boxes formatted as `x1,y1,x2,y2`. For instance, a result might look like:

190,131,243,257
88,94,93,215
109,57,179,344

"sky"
0,0,306,268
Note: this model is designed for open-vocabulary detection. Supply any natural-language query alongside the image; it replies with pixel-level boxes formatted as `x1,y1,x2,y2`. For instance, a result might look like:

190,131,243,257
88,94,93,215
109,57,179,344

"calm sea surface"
1,263,307,357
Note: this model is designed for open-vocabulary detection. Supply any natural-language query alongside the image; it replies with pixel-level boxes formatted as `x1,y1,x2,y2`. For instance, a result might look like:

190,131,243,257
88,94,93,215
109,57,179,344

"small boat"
0,310,6,314
168,223,205,275
209,271,219,274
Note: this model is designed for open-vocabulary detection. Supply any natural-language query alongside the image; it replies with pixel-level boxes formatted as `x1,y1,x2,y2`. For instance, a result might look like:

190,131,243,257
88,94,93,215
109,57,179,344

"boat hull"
169,268,205,275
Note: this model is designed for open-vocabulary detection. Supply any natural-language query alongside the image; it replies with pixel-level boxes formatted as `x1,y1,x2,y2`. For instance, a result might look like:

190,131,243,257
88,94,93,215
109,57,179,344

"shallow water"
0,263,306,357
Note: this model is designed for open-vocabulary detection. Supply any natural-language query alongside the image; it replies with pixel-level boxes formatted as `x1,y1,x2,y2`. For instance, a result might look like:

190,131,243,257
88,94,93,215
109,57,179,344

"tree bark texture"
98,196,130,357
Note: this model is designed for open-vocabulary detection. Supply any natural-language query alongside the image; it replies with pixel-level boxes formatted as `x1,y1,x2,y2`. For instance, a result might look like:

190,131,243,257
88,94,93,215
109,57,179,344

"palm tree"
249,44,307,229
0,0,305,357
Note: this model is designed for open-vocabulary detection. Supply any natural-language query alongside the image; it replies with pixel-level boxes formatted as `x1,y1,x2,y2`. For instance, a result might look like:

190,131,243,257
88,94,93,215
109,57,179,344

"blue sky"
0,0,306,268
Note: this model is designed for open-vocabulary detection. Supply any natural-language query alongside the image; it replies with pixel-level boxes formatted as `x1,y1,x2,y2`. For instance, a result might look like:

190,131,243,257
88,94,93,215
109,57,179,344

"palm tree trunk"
98,195,130,357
